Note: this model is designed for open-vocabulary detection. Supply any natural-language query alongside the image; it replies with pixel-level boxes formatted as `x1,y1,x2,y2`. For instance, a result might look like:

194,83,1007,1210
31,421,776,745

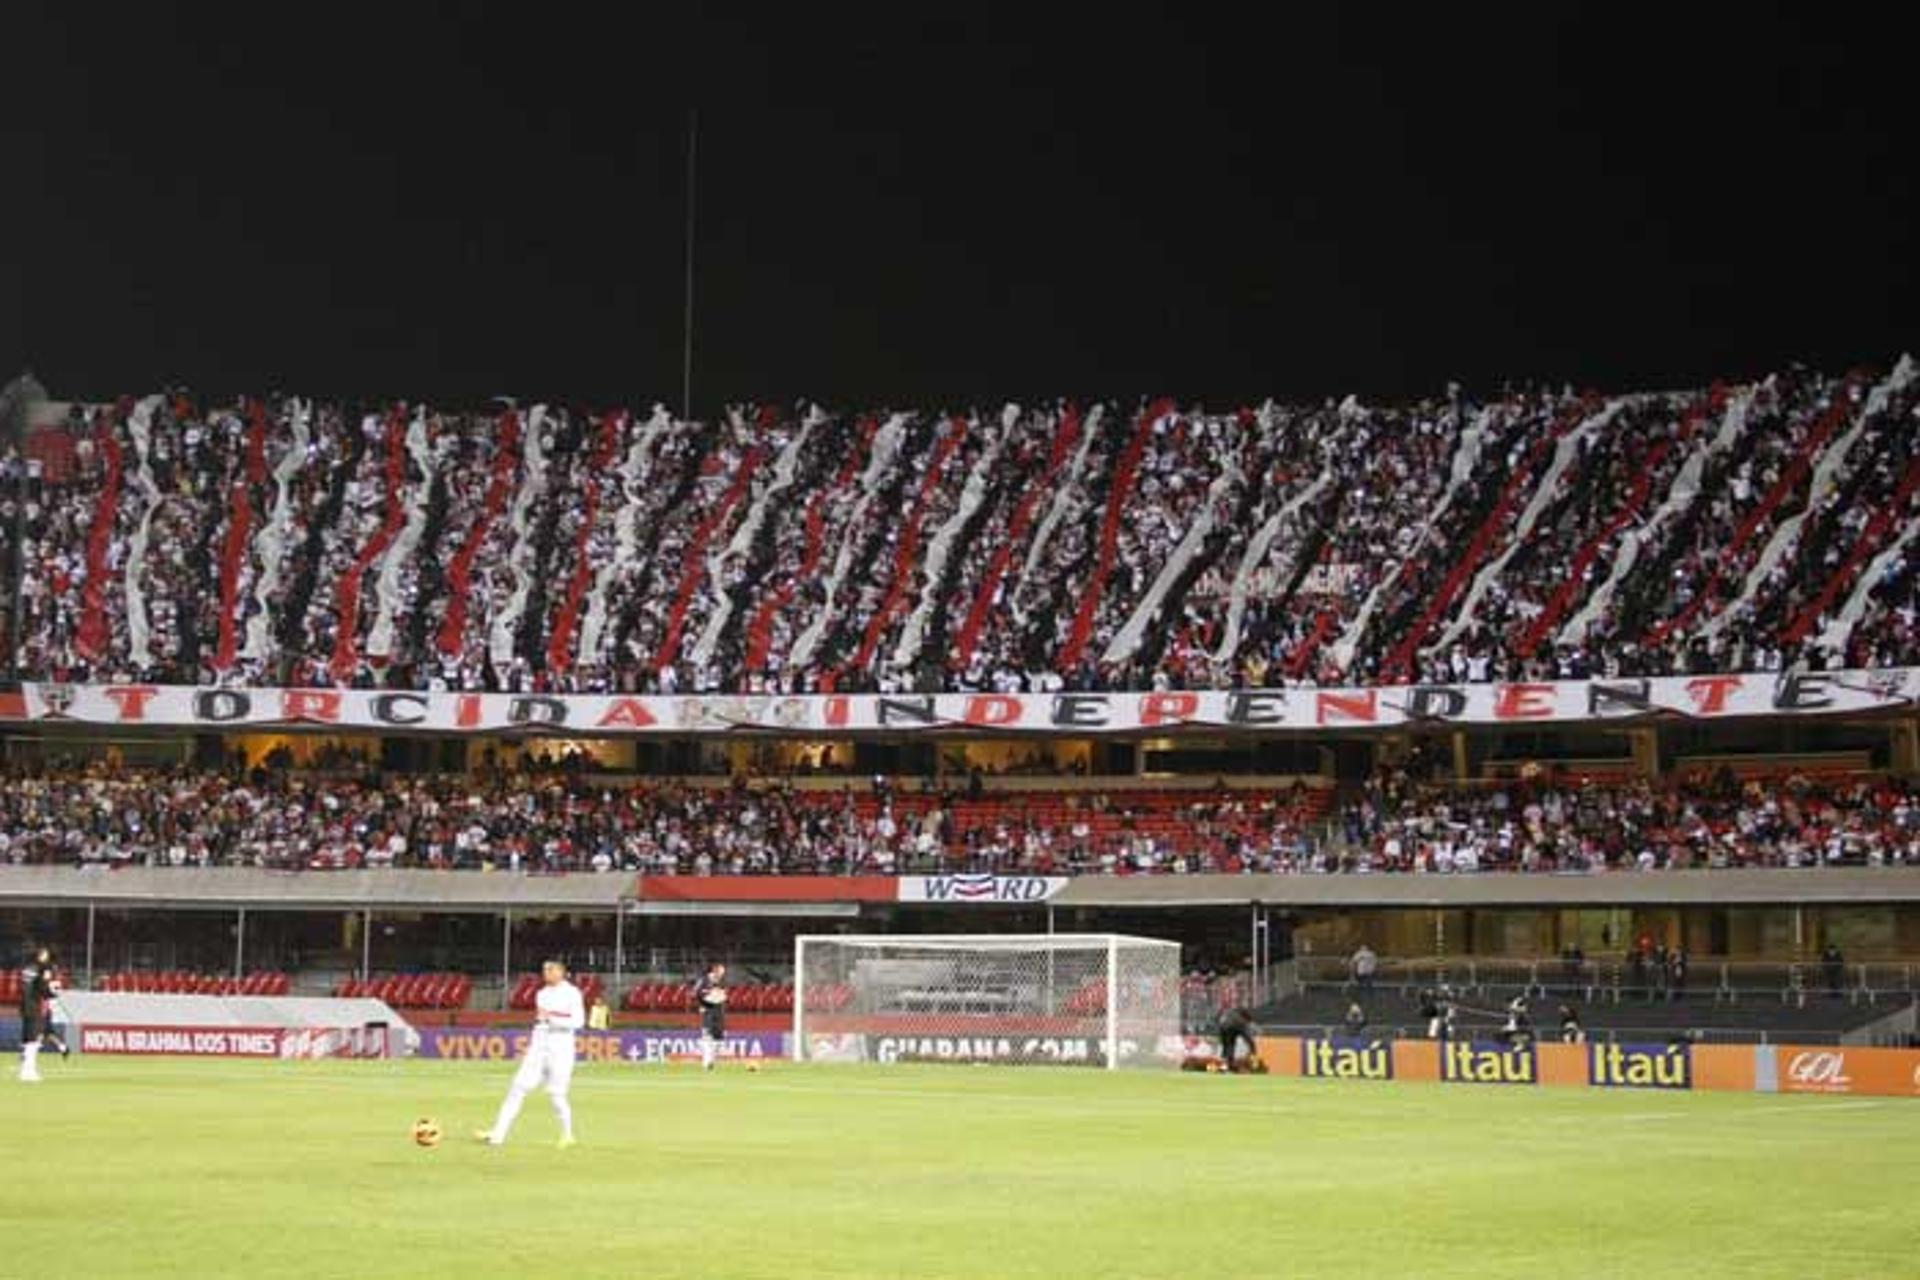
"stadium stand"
0,767,1337,873
621,981,796,1014
95,970,291,996
1339,762,1920,872
332,973,473,1009
506,972,604,1010
1244,990,1904,1043
1255,946,1920,1046
1,759,1911,873
5,370,1919,1040
0,758,1913,873
5,360,1915,692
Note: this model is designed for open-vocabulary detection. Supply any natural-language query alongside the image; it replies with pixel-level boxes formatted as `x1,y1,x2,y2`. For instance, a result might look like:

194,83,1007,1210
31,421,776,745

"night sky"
3,5,1913,411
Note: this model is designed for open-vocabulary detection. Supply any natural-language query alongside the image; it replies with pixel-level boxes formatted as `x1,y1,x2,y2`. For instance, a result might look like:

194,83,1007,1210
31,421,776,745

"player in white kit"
478,959,584,1148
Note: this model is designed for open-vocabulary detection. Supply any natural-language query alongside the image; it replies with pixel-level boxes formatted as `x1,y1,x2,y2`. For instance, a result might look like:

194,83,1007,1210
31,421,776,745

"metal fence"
1296,955,1919,1005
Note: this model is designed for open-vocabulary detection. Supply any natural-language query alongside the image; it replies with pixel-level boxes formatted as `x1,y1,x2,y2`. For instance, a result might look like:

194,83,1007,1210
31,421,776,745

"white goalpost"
792,934,1183,1070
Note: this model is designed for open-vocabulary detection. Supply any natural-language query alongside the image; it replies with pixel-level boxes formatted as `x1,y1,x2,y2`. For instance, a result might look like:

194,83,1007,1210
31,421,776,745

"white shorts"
512,1030,577,1095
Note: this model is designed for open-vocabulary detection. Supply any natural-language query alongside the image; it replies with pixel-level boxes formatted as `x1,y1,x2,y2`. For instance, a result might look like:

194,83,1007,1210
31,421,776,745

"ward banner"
9,668,1915,735
895,875,1070,903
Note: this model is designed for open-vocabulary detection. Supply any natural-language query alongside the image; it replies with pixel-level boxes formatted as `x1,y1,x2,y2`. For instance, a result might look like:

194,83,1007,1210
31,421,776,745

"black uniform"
20,960,55,1044
694,972,727,1040
1218,1006,1256,1066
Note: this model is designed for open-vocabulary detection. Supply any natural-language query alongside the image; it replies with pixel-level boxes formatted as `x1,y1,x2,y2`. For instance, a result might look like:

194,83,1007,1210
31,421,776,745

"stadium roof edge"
1049,868,1920,909
5,867,1920,913
0,867,628,912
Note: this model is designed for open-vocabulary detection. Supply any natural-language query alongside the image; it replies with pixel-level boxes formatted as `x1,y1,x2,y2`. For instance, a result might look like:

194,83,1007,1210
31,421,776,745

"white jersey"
488,978,584,1143
534,980,586,1035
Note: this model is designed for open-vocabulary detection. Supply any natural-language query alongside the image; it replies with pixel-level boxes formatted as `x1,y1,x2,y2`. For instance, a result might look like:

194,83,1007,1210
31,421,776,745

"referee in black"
18,947,64,1083
1217,1005,1259,1072
694,961,728,1071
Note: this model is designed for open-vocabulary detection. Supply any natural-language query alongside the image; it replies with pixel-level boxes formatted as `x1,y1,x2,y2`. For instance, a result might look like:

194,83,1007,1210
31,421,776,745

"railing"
1256,1022,1848,1047
1297,955,1918,1003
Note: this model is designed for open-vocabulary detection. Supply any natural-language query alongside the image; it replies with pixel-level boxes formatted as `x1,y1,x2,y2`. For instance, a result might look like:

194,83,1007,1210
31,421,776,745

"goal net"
793,934,1183,1070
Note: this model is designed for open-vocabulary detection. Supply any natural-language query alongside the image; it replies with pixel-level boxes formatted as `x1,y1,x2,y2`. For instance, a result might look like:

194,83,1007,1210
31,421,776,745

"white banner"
896,875,1071,903
76,1024,388,1059
12,668,1915,736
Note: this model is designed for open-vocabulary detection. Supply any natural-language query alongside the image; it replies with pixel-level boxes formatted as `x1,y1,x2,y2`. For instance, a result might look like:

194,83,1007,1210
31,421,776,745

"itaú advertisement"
1258,1036,1920,1098
1297,1037,1394,1080
1439,1040,1537,1085
1589,1042,1692,1090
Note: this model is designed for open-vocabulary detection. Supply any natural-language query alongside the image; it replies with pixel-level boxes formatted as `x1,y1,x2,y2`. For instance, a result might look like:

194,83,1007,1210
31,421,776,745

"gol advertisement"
1257,1036,1917,1098
1769,1046,1920,1097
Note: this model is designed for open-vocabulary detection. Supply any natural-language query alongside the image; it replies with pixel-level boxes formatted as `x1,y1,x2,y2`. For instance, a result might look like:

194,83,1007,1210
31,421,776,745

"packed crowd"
1,755,1915,875
0,764,1328,875
1341,761,1920,873
3,358,1915,692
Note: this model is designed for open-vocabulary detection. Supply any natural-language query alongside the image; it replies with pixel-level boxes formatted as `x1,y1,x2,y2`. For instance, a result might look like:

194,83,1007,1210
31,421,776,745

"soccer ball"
745,1060,761,1073
412,1118,443,1148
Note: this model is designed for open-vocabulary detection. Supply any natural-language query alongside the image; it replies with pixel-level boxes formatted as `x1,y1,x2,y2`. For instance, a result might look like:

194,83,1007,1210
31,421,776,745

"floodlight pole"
6,447,23,673
613,903,626,999
792,936,807,1062
681,107,698,422
1249,904,1259,1003
501,910,513,1011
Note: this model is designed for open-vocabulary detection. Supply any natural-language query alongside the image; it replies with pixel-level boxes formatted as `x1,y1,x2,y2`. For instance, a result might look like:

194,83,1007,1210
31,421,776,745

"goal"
792,934,1182,1070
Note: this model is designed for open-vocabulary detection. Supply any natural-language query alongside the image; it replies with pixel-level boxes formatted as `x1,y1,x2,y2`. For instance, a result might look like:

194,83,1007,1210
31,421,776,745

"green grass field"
3,1057,1916,1279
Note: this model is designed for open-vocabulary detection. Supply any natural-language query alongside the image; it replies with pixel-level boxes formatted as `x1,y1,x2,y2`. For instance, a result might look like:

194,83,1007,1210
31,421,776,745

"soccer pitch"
3,1059,1915,1279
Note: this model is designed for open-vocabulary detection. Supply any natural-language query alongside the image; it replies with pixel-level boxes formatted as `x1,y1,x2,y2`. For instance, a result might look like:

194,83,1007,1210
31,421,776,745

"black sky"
2,4,1913,411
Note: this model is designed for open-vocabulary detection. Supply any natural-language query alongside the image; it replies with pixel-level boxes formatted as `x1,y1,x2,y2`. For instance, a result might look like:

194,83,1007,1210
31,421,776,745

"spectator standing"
1351,943,1378,994
1560,945,1585,994
1821,942,1846,998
